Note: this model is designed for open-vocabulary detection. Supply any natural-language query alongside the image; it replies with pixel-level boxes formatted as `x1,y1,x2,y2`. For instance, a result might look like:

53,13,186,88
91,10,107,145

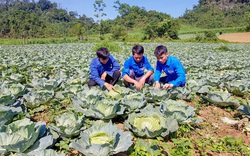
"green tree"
144,19,180,40
246,12,250,31
111,25,127,40
94,0,106,39
69,23,85,40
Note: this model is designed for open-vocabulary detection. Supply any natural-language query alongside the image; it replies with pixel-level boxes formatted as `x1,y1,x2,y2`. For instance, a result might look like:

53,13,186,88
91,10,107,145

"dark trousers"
88,70,121,88
159,76,185,87
124,70,154,87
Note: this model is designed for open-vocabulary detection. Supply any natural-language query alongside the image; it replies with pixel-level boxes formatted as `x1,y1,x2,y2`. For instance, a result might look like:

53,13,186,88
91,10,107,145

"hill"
181,0,250,29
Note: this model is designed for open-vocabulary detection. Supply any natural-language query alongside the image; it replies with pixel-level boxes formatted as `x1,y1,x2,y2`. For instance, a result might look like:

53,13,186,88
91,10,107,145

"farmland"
0,42,250,156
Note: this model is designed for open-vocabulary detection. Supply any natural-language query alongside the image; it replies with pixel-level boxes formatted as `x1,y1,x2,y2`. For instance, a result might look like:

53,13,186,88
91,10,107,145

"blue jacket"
89,55,120,87
154,55,186,87
122,56,154,77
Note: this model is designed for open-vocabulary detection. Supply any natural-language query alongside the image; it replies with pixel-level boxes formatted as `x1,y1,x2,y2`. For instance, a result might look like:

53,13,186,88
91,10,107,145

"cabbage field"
0,42,250,156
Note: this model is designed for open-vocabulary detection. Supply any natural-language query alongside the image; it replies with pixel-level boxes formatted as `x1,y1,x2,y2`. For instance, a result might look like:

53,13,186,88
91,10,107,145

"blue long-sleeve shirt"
154,55,186,87
122,56,154,77
89,55,120,87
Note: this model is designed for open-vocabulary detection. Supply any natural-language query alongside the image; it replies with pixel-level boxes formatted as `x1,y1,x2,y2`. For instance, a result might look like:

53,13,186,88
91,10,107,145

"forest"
0,0,250,41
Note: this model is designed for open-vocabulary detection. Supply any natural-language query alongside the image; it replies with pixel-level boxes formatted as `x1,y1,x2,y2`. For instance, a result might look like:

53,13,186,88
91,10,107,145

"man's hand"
154,82,161,89
101,72,107,80
104,82,115,91
134,81,143,90
162,83,174,90
139,77,146,86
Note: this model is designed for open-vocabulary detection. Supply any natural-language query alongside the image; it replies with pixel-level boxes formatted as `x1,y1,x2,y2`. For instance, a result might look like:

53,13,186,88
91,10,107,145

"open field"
218,32,250,43
0,42,250,156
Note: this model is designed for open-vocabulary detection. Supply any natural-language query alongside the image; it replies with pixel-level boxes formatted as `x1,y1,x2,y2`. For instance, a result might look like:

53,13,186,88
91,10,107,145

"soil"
218,32,250,43
193,105,249,153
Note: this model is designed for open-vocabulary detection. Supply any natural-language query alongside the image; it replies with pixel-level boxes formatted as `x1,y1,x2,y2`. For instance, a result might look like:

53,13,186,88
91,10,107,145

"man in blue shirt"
154,45,186,90
88,47,121,91
122,45,154,90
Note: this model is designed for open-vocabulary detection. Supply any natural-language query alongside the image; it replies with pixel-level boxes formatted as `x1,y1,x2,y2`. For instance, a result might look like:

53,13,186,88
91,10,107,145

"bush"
204,31,218,41
92,42,122,53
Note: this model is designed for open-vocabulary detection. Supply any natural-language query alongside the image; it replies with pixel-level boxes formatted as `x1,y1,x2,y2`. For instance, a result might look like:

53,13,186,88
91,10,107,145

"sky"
50,0,199,21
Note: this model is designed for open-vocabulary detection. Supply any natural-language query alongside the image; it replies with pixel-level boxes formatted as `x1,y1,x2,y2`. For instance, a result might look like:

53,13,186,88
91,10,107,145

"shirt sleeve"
144,57,154,72
121,59,130,77
90,59,105,86
168,59,186,87
154,61,162,82
106,55,120,76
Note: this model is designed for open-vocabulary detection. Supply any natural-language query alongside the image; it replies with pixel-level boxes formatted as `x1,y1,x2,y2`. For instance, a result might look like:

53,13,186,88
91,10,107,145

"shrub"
92,42,122,53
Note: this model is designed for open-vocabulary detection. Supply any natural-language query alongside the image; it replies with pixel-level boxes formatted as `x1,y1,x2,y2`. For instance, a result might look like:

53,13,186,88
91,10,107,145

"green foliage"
92,42,122,52
194,136,250,155
204,31,218,41
246,12,250,31
194,31,218,42
177,123,194,137
130,138,166,156
69,23,86,39
168,138,194,156
143,19,180,40
111,25,127,41
182,1,250,29
215,45,230,51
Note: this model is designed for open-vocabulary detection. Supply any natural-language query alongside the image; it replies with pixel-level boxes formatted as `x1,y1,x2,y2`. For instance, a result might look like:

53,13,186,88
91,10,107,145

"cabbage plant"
50,112,85,139
160,99,196,123
69,121,133,156
23,90,54,108
125,107,179,138
201,90,239,107
0,94,15,106
83,99,124,120
120,92,146,113
1,82,26,98
28,78,62,91
0,118,53,155
237,100,250,118
146,88,178,103
0,106,22,126
224,79,249,96
19,149,65,156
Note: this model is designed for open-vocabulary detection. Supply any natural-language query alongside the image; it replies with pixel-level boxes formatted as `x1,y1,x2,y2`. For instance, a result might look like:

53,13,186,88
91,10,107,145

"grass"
179,24,246,35
0,25,247,45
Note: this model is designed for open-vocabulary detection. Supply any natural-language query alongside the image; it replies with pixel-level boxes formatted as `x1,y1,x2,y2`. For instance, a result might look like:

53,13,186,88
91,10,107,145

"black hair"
96,47,110,59
132,45,144,55
154,45,168,57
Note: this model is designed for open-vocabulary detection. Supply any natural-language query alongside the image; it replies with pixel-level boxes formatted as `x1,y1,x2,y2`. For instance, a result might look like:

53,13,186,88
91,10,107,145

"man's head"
132,45,144,63
154,45,168,64
96,47,110,64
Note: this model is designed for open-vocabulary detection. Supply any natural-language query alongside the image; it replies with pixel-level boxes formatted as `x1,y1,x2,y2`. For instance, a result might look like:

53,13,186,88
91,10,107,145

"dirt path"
218,32,250,43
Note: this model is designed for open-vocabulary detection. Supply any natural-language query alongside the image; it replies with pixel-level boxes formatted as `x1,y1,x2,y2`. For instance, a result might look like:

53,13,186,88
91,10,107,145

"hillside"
181,0,250,29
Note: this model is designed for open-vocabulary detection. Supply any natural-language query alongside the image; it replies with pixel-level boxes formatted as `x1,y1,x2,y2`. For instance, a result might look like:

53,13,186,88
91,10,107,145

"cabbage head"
84,99,124,120
0,106,22,126
50,112,85,139
125,108,178,138
69,121,133,156
23,90,54,108
160,99,196,123
0,118,53,154
201,90,239,107
237,100,250,118
121,92,146,113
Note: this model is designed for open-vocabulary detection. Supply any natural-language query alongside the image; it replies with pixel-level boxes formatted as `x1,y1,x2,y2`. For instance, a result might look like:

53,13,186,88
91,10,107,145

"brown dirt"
190,105,250,156
218,32,250,43
195,105,250,145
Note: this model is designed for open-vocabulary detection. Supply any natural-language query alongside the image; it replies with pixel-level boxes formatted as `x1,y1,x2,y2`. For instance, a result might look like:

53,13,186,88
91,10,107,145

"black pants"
88,70,121,88
159,76,185,87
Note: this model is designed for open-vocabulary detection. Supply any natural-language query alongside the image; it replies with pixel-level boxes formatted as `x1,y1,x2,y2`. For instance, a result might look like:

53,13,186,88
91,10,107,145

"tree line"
181,0,250,29
0,0,180,41
0,0,249,41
